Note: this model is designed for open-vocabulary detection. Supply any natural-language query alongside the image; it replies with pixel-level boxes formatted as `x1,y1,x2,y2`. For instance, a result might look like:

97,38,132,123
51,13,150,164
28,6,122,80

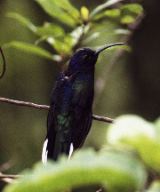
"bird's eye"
82,55,88,60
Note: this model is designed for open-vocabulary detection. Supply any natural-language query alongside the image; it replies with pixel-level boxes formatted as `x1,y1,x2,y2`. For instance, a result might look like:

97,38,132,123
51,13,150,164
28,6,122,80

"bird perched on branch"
42,43,124,163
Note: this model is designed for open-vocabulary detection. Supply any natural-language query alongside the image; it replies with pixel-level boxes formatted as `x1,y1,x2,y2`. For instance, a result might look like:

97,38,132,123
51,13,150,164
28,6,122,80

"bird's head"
67,42,124,73
68,48,97,73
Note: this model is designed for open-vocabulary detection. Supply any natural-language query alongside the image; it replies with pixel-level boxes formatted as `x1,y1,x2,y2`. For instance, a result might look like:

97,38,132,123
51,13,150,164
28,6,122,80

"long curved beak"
95,42,125,55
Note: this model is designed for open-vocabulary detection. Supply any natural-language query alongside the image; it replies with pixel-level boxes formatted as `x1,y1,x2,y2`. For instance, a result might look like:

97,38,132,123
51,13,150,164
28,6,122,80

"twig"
0,47,6,79
96,189,103,192
0,173,21,179
92,114,113,123
0,97,49,110
0,96,114,123
72,24,87,52
0,173,21,183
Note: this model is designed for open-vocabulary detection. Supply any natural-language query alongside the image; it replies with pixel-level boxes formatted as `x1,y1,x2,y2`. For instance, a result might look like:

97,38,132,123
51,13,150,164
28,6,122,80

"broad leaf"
104,9,121,18
35,0,79,27
146,181,160,192
8,13,65,38
107,115,160,172
154,118,160,137
7,12,36,32
51,0,80,20
93,9,121,21
107,115,156,146
48,38,72,54
121,3,143,15
36,22,65,37
4,41,61,61
120,3,143,24
3,149,146,192
120,15,136,24
90,0,123,18
46,26,85,54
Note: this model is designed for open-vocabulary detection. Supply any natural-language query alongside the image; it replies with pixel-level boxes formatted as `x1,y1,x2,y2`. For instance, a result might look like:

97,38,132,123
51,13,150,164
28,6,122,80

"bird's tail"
42,132,74,163
42,139,48,164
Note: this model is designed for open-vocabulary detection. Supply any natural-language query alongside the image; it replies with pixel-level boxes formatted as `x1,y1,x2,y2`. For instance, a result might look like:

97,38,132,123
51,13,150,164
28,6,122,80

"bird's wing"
71,81,94,149
42,73,71,162
47,73,66,131
72,109,92,149
42,73,94,162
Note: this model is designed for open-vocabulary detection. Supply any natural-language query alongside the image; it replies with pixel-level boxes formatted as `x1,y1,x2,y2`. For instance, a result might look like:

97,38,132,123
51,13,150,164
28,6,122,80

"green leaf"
154,118,160,137
105,9,121,18
4,41,60,61
107,115,160,172
49,38,72,54
90,0,123,18
146,181,160,192
36,22,65,37
35,0,79,27
3,149,146,192
120,4,143,24
52,0,80,20
7,12,36,32
107,115,156,145
45,36,72,54
120,15,136,24
46,26,85,54
93,8,121,21
121,3,143,15
7,13,65,39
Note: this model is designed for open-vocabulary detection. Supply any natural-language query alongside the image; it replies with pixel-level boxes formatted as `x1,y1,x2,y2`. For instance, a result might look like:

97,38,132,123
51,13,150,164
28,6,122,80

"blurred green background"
0,0,159,174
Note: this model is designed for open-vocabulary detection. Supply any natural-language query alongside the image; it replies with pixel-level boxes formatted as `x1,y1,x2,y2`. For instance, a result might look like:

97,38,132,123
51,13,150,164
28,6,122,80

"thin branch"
0,173,21,183
0,97,49,110
0,96,114,123
0,47,6,79
96,189,103,192
0,173,21,179
92,114,113,123
72,25,87,52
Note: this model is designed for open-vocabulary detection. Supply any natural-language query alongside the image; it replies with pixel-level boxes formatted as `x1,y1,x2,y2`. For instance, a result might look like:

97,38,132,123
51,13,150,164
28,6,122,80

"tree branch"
0,96,114,123
0,97,49,110
0,173,20,180
0,173,21,183
92,114,113,123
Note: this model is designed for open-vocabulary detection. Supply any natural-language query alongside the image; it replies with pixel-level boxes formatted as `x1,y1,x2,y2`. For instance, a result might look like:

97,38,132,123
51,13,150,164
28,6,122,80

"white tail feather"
42,139,48,164
68,143,74,160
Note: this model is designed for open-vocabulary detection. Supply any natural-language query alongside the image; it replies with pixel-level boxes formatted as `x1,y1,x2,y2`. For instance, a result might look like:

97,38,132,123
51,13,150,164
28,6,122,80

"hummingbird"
42,42,124,163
